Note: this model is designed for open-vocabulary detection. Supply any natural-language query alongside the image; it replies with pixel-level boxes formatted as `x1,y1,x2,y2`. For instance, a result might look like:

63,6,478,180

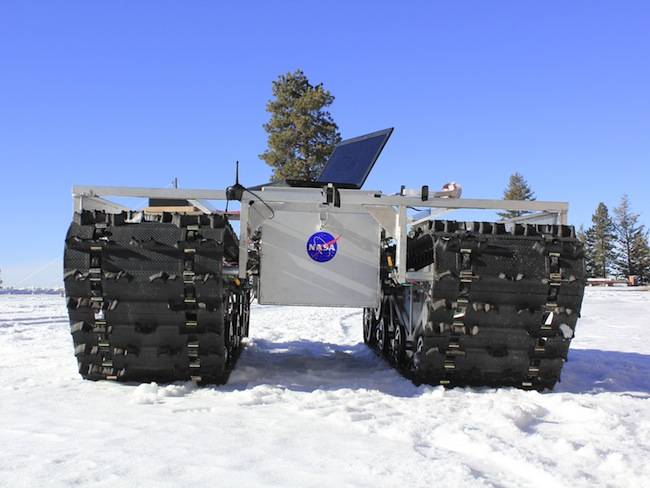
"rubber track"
368,220,586,390
64,210,249,384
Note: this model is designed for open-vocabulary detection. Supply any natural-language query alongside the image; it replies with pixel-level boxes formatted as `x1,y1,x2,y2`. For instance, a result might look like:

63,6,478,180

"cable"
243,187,275,219
224,160,274,219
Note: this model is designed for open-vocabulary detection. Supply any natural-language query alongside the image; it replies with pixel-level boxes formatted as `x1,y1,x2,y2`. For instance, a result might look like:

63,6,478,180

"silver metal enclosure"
256,201,380,307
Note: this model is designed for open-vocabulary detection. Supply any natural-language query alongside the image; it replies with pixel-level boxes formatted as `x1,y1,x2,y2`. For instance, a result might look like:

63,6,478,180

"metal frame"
72,184,569,284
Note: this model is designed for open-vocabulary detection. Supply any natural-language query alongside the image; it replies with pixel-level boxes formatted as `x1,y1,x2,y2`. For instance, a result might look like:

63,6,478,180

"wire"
243,187,275,219
12,259,61,287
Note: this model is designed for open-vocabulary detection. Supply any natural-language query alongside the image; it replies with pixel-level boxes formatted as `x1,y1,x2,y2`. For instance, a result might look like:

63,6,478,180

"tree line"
578,197,650,281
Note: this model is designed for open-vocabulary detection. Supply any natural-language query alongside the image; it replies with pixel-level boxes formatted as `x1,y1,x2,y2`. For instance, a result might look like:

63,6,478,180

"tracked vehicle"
64,128,585,389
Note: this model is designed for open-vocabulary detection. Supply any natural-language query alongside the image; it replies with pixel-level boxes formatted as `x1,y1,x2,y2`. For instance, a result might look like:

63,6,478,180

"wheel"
363,307,379,345
391,323,406,365
411,335,425,382
376,311,390,354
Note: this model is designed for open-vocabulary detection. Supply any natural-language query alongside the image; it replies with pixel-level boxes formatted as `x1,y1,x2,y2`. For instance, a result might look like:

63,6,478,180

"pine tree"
584,202,615,278
576,225,594,277
583,228,597,278
631,232,650,283
260,69,341,181
498,172,536,219
613,194,650,280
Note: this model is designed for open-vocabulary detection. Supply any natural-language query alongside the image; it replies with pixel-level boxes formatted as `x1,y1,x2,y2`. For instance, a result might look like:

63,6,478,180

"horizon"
2,1,648,287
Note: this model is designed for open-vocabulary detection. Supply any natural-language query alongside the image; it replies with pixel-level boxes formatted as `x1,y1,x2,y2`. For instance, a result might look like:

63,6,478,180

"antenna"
225,160,245,201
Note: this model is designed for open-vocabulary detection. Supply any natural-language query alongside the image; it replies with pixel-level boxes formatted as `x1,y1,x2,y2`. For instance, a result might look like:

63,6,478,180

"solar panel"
317,128,393,189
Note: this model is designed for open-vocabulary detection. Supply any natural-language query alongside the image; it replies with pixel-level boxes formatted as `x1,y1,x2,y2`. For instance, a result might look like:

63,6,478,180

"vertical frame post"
238,202,249,279
560,210,568,225
395,205,407,284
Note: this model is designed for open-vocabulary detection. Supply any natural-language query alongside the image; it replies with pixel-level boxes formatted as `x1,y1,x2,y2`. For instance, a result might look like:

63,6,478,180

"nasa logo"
306,231,339,263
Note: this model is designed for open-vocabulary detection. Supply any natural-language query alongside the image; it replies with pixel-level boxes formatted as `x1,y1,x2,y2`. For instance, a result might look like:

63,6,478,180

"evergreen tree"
260,69,341,181
576,225,594,277
631,232,650,283
613,194,650,280
498,172,536,219
583,229,596,277
584,202,615,278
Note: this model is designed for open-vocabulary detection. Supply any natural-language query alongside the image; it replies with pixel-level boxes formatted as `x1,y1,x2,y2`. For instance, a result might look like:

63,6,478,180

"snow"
0,289,649,487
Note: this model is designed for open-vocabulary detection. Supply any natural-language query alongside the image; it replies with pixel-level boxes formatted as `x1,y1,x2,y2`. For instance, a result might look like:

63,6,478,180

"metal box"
257,205,380,307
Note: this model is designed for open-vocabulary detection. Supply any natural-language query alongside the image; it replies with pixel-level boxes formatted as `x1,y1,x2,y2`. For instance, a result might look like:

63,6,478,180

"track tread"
64,210,250,384
368,219,585,390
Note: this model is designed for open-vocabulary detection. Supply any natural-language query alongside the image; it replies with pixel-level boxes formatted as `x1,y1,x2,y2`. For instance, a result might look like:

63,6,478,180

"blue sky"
1,1,649,287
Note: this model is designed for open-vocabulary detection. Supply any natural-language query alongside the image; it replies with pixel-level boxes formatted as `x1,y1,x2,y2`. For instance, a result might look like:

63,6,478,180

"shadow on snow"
224,338,423,397
557,348,650,395
221,338,650,396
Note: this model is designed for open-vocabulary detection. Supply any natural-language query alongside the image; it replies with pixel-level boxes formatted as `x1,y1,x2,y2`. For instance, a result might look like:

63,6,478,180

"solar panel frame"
317,127,394,189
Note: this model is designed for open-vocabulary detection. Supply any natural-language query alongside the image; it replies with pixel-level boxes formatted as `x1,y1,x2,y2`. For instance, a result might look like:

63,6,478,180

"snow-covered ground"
1,289,649,487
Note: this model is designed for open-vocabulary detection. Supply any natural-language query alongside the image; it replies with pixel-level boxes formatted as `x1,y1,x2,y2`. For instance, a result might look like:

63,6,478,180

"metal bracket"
395,205,408,284
366,206,398,237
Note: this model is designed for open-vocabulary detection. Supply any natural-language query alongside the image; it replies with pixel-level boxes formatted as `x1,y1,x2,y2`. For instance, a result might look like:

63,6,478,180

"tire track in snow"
338,310,363,339
415,429,566,488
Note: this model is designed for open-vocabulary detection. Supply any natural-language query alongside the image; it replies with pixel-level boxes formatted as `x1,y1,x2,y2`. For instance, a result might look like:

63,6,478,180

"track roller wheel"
375,311,391,354
411,336,425,383
363,307,379,345
391,323,406,365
